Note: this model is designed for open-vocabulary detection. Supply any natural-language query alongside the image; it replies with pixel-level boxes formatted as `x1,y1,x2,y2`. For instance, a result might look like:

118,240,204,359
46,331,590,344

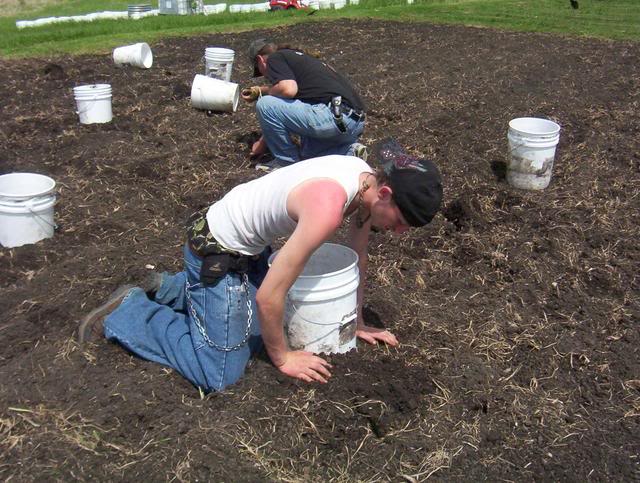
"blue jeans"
256,95,365,164
104,243,270,392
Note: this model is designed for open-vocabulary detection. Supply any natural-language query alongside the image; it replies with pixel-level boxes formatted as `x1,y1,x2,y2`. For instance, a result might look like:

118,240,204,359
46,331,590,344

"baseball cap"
374,138,443,227
248,38,270,77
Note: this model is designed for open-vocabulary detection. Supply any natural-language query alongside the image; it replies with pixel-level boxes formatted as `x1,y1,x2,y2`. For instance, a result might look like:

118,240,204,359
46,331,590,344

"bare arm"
256,180,346,382
348,217,399,346
268,79,298,98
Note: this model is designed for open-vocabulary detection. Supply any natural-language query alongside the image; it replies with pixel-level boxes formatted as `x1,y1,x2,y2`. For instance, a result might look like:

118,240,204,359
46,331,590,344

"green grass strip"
1,0,638,58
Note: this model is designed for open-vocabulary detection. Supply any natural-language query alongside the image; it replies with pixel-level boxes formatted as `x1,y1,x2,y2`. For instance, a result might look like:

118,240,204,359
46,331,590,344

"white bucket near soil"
191,74,239,112
507,117,561,190
269,243,360,355
0,173,57,248
204,47,235,82
113,42,153,69
73,84,113,124
333,0,346,8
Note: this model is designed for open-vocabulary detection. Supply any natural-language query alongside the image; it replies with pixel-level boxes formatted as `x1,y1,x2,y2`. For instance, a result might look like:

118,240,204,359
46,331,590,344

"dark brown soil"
1,19,639,481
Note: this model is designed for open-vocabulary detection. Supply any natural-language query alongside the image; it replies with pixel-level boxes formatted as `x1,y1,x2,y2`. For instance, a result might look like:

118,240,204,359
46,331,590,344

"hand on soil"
241,86,262,102
250,138,268,158
356,324,399,346
277,350,333,383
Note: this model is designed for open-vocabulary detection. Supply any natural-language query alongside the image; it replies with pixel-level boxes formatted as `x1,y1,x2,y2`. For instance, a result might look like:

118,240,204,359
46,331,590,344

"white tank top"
207,155,372,255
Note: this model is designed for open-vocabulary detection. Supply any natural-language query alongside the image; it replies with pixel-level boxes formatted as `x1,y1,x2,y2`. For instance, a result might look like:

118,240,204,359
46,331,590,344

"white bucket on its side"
113,42,153,68
0,173,57,248
191,74,239,113
204,47,235,82
269,243,360,355
507,117,561,190
73,84,113,124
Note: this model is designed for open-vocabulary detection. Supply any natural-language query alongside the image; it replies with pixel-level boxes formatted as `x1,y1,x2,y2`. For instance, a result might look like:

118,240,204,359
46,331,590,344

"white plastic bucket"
190,74,239,113
333,0,346,8
269,243,360,355
204,47,235,82
507,117,561,190
0,173,57,248
73,84,113,124
113,42,153,68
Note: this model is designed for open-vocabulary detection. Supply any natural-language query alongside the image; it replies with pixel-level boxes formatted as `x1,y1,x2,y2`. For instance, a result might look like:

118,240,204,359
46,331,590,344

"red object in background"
269,0,304,10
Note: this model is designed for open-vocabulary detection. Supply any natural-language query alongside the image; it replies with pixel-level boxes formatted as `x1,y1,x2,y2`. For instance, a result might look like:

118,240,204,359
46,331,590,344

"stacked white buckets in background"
0,173,57,248
72,84,113,124
191,47,239,113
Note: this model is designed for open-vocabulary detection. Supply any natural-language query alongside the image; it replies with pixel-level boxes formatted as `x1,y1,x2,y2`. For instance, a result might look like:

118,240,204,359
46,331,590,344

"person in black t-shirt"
242,38,367,171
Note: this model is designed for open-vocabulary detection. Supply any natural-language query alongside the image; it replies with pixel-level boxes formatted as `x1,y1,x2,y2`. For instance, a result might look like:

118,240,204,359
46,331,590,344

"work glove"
241,86,262,103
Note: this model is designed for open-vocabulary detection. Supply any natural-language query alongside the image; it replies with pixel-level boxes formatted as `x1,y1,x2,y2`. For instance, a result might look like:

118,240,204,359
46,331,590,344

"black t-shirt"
266,49,365,112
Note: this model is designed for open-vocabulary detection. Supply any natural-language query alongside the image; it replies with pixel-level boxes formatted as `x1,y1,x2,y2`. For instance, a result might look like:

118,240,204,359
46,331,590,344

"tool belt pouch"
186,208,249,286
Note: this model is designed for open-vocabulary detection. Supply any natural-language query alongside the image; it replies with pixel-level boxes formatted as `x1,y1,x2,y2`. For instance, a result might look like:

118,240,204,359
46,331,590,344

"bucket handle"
75,95,104,116
287,297,357,327
26,196,58,230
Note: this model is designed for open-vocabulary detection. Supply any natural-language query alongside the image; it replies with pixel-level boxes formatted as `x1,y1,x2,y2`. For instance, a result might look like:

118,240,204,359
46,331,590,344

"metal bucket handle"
25,196,58,230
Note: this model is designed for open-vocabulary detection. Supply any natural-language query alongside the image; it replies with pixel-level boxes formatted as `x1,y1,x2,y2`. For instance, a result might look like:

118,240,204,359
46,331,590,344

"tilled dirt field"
1,19,639,481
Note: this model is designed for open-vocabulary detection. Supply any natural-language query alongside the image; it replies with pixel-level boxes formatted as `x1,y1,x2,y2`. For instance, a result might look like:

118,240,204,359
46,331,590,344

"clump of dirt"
1,19,639,481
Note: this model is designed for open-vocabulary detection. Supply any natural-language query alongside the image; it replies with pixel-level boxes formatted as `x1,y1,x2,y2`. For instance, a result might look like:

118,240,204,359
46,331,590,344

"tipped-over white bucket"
269,243,360,355
73,84,113,124
0,173,57,248
113,42,153,68
204,47,235,82
507,117,561,190
191,74,239,113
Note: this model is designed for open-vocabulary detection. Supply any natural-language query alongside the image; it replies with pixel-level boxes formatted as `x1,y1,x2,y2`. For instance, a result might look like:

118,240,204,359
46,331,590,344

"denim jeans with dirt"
104,243,269,392
256,95,365,164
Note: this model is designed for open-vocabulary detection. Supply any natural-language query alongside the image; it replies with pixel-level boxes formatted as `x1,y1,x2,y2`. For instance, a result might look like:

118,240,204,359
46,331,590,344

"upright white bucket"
191,74,239,113
269,243,360,355
0,173,57,248
113,42,153,68
72,84,113,124
204,47,235,82
507,117,561,190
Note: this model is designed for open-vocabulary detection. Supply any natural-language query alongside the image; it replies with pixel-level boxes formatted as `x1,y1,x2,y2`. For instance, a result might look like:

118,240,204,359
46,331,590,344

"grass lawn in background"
0,0,638,58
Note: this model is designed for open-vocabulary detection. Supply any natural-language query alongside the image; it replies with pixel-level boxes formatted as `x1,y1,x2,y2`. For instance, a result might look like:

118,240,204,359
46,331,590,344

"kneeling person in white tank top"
79,139,443,392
